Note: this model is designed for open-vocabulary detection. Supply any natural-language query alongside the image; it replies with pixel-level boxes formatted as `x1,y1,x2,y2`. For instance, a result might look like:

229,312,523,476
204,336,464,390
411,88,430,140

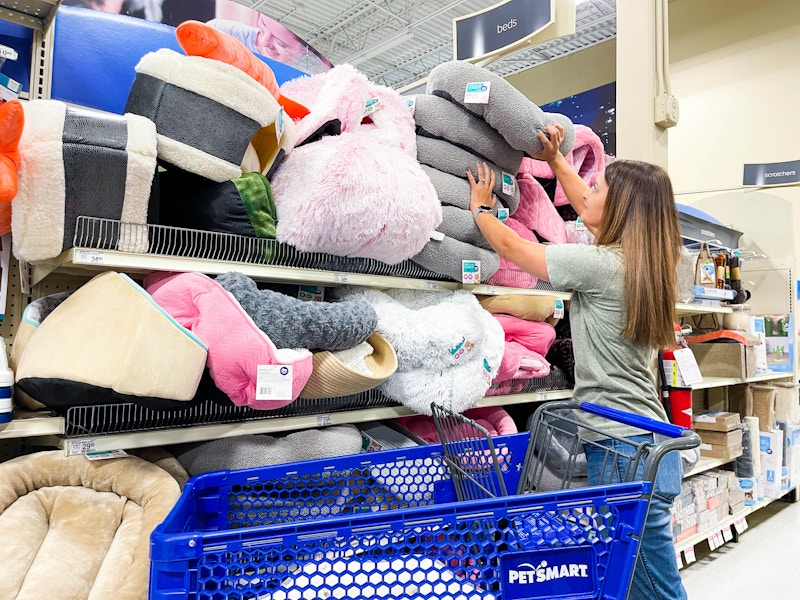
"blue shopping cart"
149,401,699,599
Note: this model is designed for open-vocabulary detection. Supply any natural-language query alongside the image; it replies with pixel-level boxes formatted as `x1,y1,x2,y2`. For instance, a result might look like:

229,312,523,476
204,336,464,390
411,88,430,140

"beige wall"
506,39,615,106
668,0,800,193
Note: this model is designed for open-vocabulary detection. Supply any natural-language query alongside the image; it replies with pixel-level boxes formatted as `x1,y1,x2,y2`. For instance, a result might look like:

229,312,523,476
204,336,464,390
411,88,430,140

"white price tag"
276,107,285,142
426,281,440,290
69,439,97,456
683,545,697,564
0,44,19,61
364,97,384,117
405,97,416,116
485,286,497,295
462,260,481,284
501,172,515,196
575,217,588,231
86,449,129,461
334,273,350,284
722,526,733,542
554,298,566,320
675,548,684,569
317,414,332,427
464,81,491,104
497,207,509,222
256,365,293,401
76,250,105,265
733,517,748,534
673,347,704,385
430,230,446,241
708,533,718,550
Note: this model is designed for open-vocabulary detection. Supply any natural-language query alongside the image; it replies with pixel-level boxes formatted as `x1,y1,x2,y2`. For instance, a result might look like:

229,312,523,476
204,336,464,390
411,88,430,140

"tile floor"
680,497,800,599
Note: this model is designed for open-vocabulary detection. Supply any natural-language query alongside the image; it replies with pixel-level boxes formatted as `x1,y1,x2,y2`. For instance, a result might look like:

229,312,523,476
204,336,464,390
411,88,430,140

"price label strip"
68,438,97,456
683,545,697,564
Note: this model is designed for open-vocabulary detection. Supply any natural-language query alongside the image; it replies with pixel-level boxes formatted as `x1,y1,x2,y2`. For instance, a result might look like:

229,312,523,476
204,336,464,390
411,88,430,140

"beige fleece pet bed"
0,451,181,600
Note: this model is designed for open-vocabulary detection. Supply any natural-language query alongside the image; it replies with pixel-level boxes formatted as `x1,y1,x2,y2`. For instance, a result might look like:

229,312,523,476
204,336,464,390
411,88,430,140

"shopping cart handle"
578,401,687,438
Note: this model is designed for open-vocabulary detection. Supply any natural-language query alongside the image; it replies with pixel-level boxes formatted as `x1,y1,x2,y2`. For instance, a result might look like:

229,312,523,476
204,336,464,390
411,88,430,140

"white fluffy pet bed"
126,49,294,183
13,100,157,262
341,288,505,414
0,451,181,600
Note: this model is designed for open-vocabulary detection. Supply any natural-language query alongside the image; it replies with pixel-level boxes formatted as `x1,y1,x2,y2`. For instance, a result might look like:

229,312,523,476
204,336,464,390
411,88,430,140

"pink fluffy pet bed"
396,406,517,444
519,124,606,207
145,271,313,409
271,67,441,264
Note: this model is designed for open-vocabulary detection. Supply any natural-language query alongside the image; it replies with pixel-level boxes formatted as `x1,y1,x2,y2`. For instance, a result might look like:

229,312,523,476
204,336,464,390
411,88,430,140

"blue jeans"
585,435,687,600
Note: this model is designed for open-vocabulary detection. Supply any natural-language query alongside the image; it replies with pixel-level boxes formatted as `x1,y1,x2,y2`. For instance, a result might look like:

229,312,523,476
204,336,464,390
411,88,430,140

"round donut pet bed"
0,451,181,600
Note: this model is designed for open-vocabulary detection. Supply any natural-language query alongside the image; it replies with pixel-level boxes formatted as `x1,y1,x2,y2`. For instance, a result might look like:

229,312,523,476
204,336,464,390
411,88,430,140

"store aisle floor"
681,497,800,599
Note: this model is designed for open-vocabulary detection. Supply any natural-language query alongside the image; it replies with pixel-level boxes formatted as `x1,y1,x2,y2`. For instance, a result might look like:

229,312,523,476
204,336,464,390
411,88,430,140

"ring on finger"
478,178,486,183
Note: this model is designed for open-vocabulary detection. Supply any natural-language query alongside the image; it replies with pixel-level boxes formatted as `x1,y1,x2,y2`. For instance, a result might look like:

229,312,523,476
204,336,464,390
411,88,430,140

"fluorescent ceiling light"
346,30,416,66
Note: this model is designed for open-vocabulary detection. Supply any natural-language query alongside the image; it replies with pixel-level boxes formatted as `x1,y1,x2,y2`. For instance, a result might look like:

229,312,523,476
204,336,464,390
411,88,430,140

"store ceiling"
233,0,616,92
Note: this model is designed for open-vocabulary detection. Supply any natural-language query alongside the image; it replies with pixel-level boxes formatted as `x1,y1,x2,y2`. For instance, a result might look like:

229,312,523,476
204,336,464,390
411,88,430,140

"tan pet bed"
0,451,181,600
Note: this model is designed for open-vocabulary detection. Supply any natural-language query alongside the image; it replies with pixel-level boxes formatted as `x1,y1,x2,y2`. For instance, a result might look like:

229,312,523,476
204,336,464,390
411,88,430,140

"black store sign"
743,159,800,186
455,0,553,61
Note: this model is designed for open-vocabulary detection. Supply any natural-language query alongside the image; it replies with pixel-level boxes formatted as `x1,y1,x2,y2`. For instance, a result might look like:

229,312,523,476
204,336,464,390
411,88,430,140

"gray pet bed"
413,94,524,175
426,60,575,156
416,135,520,214
411,235,500,282
438,205,493,250
215,271,377,350
420,165,477,211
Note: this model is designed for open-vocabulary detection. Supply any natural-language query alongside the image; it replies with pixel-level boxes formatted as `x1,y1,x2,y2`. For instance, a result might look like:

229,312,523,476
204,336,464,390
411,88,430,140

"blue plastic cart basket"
149,401,699,599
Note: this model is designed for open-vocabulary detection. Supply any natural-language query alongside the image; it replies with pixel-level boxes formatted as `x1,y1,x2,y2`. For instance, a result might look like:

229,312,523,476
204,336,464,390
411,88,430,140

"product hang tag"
553,298,565,320
430,230,446,241
298,285,325,302
462,260,481,284
86,449,129,461
575,217,588,231
464,81,491,104
496,207,509,223
256,365,293,401
501,172,515,196
364,97,384,117
275,107,285,143
672,347,703,385
405,97,416,116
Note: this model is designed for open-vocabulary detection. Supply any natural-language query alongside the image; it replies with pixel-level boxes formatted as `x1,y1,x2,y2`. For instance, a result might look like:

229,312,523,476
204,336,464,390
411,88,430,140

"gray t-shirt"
546,243,669,439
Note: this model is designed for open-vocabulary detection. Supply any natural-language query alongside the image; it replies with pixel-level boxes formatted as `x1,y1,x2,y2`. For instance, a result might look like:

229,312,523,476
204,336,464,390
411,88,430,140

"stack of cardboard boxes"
672,469,745,545
693,411,743,462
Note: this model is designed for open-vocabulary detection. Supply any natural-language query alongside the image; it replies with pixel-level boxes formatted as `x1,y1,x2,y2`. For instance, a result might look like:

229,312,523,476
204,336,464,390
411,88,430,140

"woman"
468,124,686,600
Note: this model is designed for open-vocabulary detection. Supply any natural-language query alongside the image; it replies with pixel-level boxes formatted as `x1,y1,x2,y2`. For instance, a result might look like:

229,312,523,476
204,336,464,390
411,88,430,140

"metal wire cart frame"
149,401,699,600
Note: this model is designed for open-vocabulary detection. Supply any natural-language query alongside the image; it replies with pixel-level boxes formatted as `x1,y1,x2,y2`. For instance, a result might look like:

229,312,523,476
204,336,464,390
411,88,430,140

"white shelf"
690,372,793,390
0,0,59,31
0,412,64,439
676,487,797,559
34,389,573,455
676,302,734,316
684,454,739,478
465,284,571,300
30,249,461,291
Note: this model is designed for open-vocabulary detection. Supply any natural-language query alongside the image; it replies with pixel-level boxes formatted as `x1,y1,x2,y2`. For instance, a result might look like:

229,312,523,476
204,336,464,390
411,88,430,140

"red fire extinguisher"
658,325,694,429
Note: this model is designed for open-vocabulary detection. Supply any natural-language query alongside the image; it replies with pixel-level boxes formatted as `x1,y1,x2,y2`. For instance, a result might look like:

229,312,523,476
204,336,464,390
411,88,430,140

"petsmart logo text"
448,337,475,359
508,560,590,585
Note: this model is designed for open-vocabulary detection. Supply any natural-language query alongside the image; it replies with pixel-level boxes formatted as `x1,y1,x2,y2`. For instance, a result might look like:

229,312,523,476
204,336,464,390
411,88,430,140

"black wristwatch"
472,205,493,221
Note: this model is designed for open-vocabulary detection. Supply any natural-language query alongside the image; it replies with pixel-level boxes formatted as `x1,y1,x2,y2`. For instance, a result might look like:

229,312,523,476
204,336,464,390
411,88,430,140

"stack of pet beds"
0,450,181,600
478,293,564,396
337,288,506,414
515,124,606,245
409,60,576,284
270,64,442,264
10,21,298,264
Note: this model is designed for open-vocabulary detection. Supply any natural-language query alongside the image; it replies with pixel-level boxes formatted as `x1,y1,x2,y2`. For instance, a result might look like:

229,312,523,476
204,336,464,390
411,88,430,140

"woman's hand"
527,124,564,163
467,161,497,213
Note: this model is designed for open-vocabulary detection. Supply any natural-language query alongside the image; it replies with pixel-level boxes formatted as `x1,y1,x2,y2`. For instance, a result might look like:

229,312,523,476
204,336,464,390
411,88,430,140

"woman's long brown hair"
595,160,681,349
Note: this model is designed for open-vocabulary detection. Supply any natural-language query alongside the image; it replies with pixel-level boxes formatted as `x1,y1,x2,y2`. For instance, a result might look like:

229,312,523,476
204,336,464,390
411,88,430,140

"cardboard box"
693,411,742,432
751,385,777,432
699,428,743,447
749,316,770,375
736,477,759,506
763,314,793,373
774,383,800,423
691,342,757,379
779,421,800,489
760,429,785,499
699,442,743,461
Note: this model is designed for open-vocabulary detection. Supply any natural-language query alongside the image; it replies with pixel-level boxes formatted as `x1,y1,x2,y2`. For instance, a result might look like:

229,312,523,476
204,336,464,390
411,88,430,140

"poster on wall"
60,0,332,74
541,81,616,156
